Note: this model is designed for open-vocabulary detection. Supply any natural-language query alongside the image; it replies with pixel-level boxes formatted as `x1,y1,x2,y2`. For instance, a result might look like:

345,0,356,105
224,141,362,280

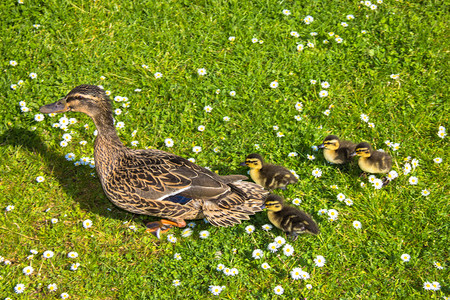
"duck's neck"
92,112,124,148
91,112,126,181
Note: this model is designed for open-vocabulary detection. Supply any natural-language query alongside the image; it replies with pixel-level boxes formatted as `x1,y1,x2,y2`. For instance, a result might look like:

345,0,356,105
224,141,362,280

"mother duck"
40,85,268,235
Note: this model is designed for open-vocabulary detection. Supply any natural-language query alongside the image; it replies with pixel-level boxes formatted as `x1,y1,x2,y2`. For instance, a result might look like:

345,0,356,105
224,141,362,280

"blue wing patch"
165,195,192,205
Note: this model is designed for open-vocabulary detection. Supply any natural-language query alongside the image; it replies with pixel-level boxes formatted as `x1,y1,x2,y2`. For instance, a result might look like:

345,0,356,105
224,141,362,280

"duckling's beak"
239,162,247,167
39,98,68,114
318,143,325,149
349,151,357,157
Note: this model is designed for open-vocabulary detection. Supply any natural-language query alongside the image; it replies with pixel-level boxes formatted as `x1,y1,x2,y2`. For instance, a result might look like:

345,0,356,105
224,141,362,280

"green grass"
1,0,449,298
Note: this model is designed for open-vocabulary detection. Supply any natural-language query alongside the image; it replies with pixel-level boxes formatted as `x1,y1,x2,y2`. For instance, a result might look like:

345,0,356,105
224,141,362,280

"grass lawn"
1,0,448,298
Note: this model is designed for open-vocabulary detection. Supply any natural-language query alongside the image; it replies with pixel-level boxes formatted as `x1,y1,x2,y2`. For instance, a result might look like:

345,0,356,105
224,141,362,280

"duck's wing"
109,149,238,203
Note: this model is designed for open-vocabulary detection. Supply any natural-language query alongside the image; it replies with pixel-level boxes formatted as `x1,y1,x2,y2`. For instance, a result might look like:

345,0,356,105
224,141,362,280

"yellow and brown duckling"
39,85,269,237
240,154,298,190
264,194,319,241
318,135,356,165
351,142,392,184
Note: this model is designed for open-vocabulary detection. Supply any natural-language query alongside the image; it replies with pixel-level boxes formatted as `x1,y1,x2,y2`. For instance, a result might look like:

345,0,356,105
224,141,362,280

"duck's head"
264,194,284,212
240,153,264,169
39,85,112,118
351,142,372,158
318,135,340,150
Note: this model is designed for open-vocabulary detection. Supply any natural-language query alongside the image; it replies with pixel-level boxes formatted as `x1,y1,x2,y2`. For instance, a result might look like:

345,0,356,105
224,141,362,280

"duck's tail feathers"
203,181,269,227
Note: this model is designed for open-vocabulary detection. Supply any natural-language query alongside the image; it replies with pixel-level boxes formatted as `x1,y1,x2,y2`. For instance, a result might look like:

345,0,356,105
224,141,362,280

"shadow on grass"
0,127,138,222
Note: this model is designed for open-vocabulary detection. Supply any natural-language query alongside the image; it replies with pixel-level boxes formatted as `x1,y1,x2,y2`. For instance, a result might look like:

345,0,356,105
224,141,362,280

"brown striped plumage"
40,85,268,227
352,142,392,174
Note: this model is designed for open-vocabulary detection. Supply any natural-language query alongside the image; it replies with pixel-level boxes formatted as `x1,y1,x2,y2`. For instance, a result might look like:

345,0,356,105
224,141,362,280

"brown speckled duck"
240,154,298,190
318,135,356,165
40,85,268,235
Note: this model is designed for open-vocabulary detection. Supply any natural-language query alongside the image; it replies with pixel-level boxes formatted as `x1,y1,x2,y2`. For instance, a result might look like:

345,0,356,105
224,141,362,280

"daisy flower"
262,224,273,231
300,271,310,280
14,283,25,294
390,74,400,80
252,249,264,259
181,228,193,237
282,9,291,16
173,253,182,260
283,244,294,256
423,282,433,290
173,279,181,287
204,105,213,113
318,208,328,215
312,168,322,178
437,131,447,139
10,60,18,66
36,176,45,183
295,101,303,111
368,122,375,128
304,15,314,24
23,266,34,275
314,255,326,267
60,293,69,299
216,264,225,271
360,114,369,122
411,158,419,168
353,221,362,229
341,22,348,27
164,138,174,147
29,72,37,79
31,249,38,254
245,225,255,234
274,285,284,295
251,38,258,43
269,81,279,88
167,234,177,243
188,158,195,163
372,178,383,189
431,282,441,291
294,115,302,121
401,254,410,262
261,262,271,269
5,205,14,212
307,154,315,160
408,176,418,185
199,230,210,239
228,36,235,41
433,157,442,164
336,193,346,201
319,90,328,98
323,109,331,116
80,140,87,146
154,72,163,79
344,198,353,206
223,116,230,121
34,114,45,122
209,286,225,296
67,252,78,259
327,209,338,220
48,283,57,292
292,198,301,206
51,218,58,224
370,4,377,9
192,146,202,153
387,170,398,181
421,189,430,196
403,163,412,175
288,152,298,157
43,250,55,259
21,106,30,112
274,236,286,247
276,132,285,137
197,125,205,132
267,243,278,253
131,141,139,147
223,267,232,276
70,263,80,271
83,219,93,229
433,261,444,270
197,68,207,76
229,91,236,97
307,41,314,48
321,81,330,89
335,37,343,43
291,267,303,280
230,268,239,276
347,14,355,20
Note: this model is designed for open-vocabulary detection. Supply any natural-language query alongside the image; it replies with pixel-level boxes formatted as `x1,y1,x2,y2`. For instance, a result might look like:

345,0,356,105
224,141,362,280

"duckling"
351,142,392,184
264,194,319,241
318,135,356,165
240,154,298,190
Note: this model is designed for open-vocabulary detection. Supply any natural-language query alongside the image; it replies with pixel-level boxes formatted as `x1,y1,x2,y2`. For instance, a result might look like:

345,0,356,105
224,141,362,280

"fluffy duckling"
265,194,319,241
318,135,356,165
240,154,298,190
351,142,392,184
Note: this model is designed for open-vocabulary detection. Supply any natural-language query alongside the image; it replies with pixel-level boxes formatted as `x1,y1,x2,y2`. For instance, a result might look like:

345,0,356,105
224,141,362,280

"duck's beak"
349,151,357,157
318,143,325,149
239,162,247,167
39,98,68,114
